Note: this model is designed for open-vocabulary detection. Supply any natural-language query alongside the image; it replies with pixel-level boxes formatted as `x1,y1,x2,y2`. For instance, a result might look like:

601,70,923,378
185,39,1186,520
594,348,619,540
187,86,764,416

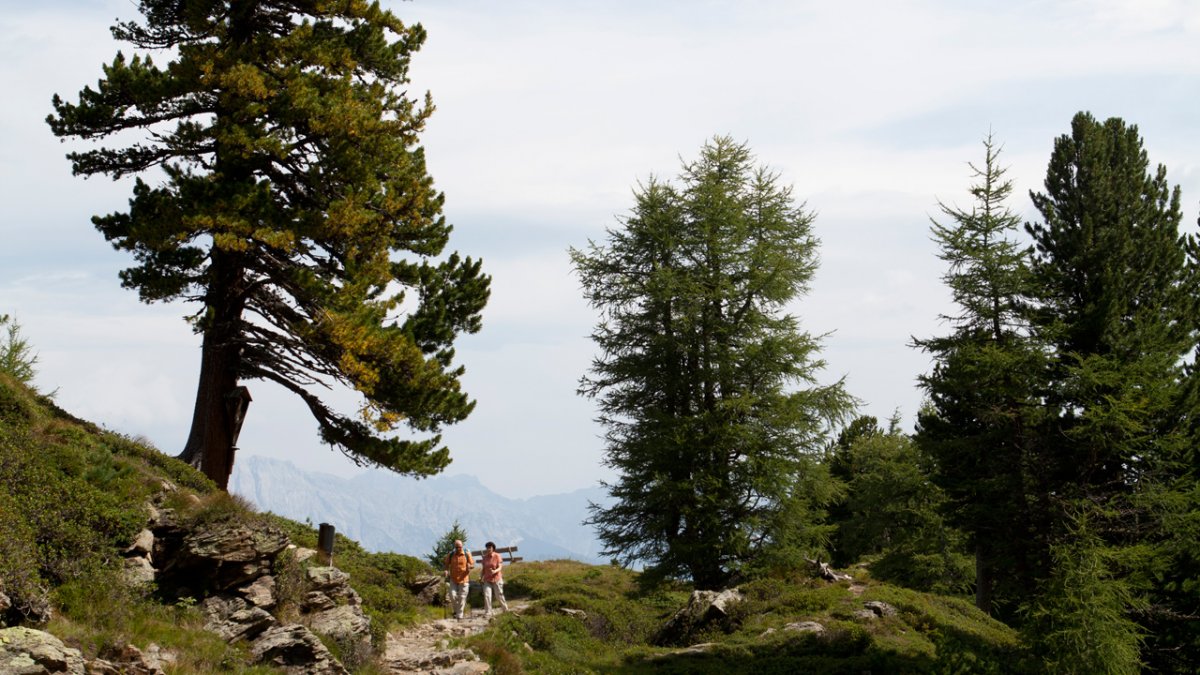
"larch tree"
913,135,1046,617
570,137,852,589
47,0,490,489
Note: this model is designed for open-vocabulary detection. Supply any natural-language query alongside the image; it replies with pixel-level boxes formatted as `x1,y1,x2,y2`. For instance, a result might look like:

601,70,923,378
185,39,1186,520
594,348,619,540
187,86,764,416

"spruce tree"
914,135,1045,616
47,0,489,488
571,137,852,589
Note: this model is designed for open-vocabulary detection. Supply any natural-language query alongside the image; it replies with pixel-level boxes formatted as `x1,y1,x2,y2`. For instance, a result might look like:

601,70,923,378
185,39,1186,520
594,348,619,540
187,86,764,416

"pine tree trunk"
177,249,246,490
975,542,994,615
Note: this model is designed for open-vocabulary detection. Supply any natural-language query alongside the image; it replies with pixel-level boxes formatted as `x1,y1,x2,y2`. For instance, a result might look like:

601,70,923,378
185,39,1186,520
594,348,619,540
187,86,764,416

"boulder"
0,626,86,674
239,575,276,609
250,624,348,675
408,574,442,605
201,595,277,643
307,604,370,644
156,521,289,595
783,621,826,634
85,643,166,675
122,556,156,587
654,588,744,646
864,600,896,617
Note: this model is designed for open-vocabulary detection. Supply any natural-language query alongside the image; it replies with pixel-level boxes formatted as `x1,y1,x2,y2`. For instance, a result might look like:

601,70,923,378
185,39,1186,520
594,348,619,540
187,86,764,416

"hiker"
480,541,510,617
443,539,473,619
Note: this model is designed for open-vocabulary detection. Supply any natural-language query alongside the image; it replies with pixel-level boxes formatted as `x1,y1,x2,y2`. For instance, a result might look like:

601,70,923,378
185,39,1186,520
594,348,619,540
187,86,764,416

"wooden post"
318,522,335,566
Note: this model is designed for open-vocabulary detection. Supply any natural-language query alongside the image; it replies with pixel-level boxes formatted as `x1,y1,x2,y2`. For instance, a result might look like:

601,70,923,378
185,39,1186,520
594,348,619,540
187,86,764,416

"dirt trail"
382,602,528,674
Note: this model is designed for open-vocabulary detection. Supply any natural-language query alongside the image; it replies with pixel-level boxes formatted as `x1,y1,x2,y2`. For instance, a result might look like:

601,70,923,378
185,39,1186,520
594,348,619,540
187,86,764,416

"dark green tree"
47,0,489,489
428,519,468,569
571,136,853,589
1025,112,1200,669
914,135,1046,616
828,415,972,595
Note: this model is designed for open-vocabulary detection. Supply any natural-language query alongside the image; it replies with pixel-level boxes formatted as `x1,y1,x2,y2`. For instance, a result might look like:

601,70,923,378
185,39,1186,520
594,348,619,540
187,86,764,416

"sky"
4,0,1200,498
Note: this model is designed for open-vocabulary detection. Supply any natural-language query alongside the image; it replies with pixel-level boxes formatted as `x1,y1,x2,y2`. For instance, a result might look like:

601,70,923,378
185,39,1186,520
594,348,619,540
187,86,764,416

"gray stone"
783,621,826,634
307,604,370,643
251,624,348,675
864,601,896,617
122,556,156,587
0,627,86,674
202,595,277,642
240,575,277,609
125,529,155,558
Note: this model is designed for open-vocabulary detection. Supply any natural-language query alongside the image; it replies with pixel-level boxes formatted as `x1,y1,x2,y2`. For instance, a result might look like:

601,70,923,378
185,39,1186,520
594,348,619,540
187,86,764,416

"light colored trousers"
449,580,469,618
483,579,508,613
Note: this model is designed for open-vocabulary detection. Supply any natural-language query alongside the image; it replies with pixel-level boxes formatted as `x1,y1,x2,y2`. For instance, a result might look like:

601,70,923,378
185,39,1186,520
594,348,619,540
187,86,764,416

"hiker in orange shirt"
480,541,510,617
443,539,473,619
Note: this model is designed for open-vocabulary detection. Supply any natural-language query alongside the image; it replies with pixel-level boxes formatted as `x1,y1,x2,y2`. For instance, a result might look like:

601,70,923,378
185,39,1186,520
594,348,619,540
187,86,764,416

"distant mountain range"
230,455,612,564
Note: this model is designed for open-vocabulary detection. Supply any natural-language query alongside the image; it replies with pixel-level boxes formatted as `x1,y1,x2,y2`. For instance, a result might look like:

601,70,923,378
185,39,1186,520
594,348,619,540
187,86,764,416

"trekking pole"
441,575,448,620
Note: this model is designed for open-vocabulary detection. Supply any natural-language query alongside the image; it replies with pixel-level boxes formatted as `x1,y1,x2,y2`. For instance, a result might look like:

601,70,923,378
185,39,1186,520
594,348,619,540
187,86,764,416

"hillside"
230,455,610,563
0,372,1030,673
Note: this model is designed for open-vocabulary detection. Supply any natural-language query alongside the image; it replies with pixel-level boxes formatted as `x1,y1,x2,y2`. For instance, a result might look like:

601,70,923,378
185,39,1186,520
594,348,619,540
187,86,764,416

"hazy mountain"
230,455,611,564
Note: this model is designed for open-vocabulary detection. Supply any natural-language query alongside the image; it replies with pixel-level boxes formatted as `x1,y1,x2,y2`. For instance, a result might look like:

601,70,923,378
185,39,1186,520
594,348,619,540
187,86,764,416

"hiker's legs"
483,583,493,614
493,580,509,611
451,581,468,618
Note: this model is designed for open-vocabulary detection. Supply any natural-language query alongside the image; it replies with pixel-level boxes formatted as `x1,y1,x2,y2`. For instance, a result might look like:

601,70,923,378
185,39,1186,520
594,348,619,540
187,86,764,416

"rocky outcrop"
110,489,366,673
250,624,348,675
0,627,86,674
85,643,174,675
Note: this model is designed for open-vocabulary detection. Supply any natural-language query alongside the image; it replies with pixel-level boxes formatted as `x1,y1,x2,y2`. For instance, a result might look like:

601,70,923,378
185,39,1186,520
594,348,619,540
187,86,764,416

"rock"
305,567,351,595
291,546,319,564
558,608,588,621
302,591,336,613
202,595,277,642
125,529,155,558
86,643,165,675
0,590,11,618
783,621,826,634
307,604,370,643
122,556,156,587
0,626,86,674
251,624,348,674
156,521,288,595
852,609,877,621
408,574,442,605
654,588,744,645
864,600,896,617
240,575,276,609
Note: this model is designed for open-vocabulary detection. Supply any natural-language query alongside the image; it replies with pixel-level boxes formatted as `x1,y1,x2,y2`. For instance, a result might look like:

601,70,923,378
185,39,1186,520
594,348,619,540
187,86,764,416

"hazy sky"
4,0,1200,498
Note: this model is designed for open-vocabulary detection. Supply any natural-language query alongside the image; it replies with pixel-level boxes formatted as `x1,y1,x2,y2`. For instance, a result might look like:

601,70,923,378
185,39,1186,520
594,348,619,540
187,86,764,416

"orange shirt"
481,551,503,583
445,550,473,584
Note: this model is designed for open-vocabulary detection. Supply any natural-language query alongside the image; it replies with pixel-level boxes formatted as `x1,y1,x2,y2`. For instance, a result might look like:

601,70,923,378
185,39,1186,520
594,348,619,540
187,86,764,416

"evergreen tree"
0,314,38,386
428,520,468,569
47,0,489,489
828,415,972,595
1026,112,1200,669
914,135,1045,616
571,137,852,589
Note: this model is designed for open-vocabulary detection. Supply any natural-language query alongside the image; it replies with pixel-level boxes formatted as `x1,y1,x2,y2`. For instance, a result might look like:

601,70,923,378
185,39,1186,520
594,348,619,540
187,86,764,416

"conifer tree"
571,137,852,589
914,135,1045,616
47,0,489,489
1025,111,1200,668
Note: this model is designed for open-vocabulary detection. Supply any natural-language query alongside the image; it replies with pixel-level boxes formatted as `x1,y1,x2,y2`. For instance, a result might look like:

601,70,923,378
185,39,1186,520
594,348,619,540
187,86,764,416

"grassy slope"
0,372,1030,673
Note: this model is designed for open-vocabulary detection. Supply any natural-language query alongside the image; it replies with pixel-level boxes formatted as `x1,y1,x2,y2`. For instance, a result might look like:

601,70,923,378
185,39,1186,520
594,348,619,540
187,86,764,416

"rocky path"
382,602,528,674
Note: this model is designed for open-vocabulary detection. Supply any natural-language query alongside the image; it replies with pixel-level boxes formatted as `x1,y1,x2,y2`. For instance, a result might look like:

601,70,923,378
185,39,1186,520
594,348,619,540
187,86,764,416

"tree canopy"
572,136,852,589
47,0,489,488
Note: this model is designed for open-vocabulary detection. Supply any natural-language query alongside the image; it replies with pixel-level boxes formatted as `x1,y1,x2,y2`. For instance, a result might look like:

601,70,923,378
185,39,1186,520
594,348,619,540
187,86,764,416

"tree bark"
975,542,994,615
177,248,247,490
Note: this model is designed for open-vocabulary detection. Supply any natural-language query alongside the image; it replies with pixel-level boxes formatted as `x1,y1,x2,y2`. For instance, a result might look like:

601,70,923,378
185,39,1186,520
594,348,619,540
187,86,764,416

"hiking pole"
441,575,448,620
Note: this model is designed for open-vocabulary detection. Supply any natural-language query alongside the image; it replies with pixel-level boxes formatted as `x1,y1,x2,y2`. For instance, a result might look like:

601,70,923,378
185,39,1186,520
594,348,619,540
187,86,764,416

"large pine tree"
571,137,852,589
914,135,1046,617
1025,112,1200,669
47,0,490,488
